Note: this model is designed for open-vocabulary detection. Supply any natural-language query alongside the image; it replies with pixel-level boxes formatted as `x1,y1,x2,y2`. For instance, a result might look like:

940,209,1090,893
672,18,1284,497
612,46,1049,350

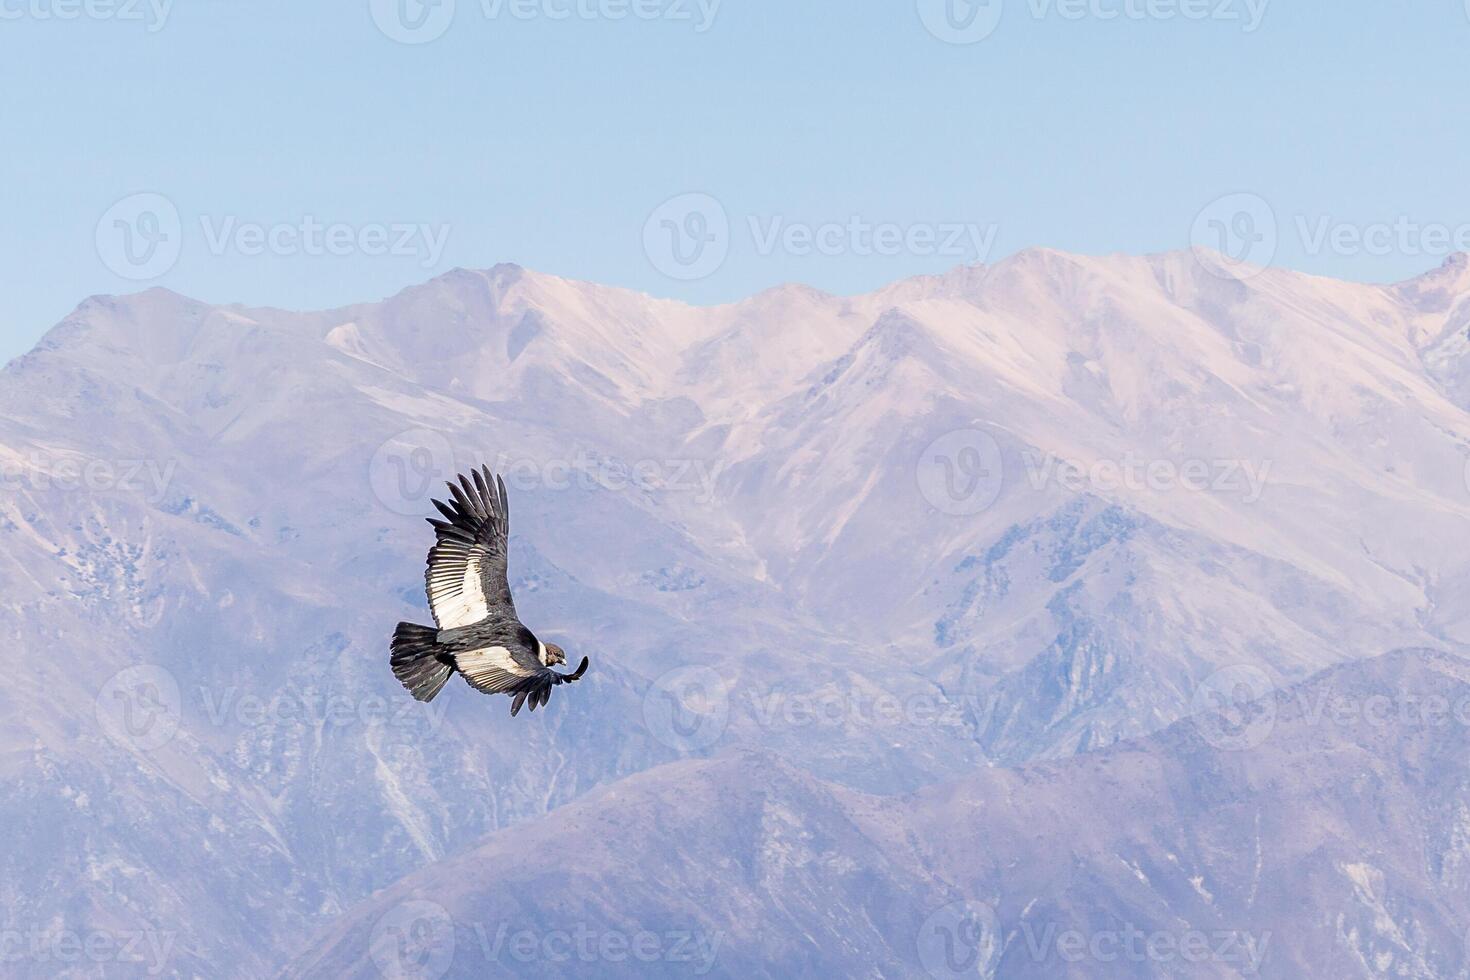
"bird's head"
544,642,567,667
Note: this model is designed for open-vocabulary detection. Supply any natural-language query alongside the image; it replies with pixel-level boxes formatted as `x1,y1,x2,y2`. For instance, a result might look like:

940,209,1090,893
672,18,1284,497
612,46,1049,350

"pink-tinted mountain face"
4,251,1470,976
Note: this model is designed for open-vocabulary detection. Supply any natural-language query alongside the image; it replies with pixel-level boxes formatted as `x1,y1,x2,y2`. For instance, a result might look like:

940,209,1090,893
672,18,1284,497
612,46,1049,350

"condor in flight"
390,466,589,716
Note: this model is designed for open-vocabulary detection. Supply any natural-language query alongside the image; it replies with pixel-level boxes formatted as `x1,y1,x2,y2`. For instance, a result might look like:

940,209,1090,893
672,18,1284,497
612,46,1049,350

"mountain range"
4,247,1470,977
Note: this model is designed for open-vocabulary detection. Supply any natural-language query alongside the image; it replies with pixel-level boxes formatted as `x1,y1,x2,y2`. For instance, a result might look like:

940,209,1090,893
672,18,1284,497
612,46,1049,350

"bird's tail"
390,622,454,702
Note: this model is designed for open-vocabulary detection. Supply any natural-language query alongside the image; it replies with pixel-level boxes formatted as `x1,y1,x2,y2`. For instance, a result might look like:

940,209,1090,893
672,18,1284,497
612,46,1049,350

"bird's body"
390,465,589,715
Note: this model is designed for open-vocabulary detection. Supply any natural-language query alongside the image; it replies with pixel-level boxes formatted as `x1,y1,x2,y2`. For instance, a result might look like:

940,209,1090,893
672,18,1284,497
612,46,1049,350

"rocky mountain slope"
286,648,1470,979
2,249,1469,975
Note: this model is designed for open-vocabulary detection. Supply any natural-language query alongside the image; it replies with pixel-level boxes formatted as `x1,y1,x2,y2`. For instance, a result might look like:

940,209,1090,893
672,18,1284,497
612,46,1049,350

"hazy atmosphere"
4,1,1470,359
5,2,1470,978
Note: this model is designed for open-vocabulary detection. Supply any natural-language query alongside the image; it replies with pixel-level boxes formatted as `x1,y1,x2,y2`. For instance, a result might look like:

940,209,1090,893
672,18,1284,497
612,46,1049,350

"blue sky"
2,0,1469,363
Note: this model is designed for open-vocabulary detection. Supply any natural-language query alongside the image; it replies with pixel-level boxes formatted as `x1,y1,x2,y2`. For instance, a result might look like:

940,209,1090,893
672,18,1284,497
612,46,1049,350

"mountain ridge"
285,646,1470,979
5,248,1470,976
26,247,1470,369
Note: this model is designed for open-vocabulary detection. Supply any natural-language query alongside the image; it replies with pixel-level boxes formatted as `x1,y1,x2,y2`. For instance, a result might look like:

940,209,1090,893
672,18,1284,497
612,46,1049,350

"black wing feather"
485,656,592,717
422,465,516,629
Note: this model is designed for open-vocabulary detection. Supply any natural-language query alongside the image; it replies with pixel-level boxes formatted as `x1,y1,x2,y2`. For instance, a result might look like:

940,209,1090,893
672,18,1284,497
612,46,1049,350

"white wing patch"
456,645,535,694
427,553,489,629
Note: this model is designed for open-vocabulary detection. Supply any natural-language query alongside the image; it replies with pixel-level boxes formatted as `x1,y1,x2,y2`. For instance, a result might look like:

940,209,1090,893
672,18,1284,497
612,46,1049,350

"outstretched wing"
456,652,591,717
423,466,515,629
